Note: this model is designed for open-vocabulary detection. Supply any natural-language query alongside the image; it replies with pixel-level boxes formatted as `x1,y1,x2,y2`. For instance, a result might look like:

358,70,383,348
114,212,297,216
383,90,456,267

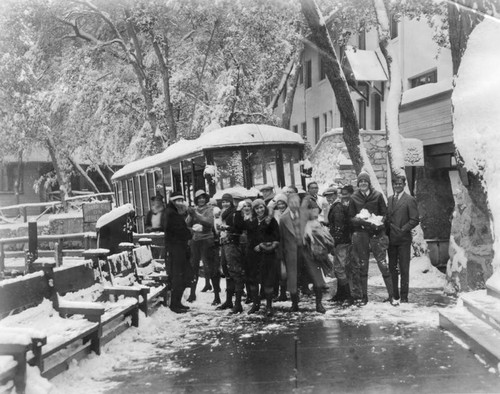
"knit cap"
357,171,371,185
251,198,266,209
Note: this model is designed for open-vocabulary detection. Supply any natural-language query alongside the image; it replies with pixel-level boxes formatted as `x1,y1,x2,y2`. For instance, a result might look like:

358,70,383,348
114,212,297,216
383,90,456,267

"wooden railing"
0,232,97,272
0,231,164,273
0,192,114,223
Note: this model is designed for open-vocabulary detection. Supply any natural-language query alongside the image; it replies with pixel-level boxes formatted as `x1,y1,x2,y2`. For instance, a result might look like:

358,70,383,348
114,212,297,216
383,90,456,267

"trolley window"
248,148,278,188
213,150,244,189
282,148,302,187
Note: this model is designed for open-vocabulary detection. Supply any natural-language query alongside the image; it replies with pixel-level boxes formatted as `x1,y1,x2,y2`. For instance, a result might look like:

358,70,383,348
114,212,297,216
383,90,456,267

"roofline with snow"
112,124,304,182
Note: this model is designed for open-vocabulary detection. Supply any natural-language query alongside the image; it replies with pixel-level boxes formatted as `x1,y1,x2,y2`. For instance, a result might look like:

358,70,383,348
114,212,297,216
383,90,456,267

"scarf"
221,205,236,223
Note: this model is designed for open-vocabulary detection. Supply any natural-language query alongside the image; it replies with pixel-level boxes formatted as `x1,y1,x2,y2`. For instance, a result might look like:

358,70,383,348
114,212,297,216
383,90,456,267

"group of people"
152,170,419,316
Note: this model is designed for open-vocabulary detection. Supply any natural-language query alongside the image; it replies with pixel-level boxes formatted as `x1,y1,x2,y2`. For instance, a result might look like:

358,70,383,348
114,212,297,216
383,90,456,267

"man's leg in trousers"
202,239,220,305
371,235,393,299
188,241,200,302
399,243,412,301
351,232,369,300
388,244,400,300
218,245,234,309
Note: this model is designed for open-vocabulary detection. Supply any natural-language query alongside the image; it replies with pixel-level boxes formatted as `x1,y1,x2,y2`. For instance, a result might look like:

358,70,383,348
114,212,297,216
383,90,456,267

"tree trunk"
226,67,241,127
45,137,71,210
300,0,383,192
282,47,304,130
68,156,100,194
151,37,177,143
188,19,219,137
15,151,23,205
372,0,406,182
93,164,112,192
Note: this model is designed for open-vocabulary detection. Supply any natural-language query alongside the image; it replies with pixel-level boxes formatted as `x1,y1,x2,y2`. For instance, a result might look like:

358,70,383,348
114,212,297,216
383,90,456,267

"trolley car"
111,124,305,232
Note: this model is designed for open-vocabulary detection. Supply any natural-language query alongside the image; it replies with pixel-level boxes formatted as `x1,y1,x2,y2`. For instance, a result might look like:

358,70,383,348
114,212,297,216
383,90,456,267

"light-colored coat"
280,201,325,293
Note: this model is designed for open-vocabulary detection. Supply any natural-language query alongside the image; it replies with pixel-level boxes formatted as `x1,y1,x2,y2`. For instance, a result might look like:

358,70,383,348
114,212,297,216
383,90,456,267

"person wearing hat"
145,193,166,233
241,198,280,316
259,184,275,205
279,193,328,313
186,189,221,306
321,186,337,226
267,193,289,302
326,187,352,305
348,170,394,306
216,193,245,314
386,175,419,304
164,191,192,313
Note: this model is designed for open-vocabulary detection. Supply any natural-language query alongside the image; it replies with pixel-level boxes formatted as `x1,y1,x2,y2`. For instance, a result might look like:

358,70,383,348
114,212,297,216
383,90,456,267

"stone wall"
445,171,494,294
309,129,388,193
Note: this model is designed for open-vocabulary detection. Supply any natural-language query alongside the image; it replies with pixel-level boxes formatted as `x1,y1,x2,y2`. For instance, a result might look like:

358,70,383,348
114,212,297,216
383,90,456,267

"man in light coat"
386,175,420,304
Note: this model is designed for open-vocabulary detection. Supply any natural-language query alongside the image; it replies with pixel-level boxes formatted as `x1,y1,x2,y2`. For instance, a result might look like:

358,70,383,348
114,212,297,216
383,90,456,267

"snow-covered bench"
0,328,46,393
0,255,141,379
104,241,169,317
0,267,103,379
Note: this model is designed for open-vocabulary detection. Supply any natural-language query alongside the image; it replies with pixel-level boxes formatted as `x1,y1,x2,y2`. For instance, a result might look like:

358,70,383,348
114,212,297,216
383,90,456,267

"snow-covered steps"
461,291,500,331
439,290,500,367
486,270,500,300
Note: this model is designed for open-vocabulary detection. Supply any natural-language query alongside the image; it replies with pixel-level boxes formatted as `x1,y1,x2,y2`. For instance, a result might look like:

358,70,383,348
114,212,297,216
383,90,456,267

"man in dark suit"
386,175,420,304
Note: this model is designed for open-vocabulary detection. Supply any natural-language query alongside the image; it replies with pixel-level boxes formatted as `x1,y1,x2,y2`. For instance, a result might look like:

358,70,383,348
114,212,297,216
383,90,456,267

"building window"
299,65,303,85
358,30,366,50
390,14,399,39
323,113,328,132
319,56,326,80
409,69,437,88
329,110,334,128
305,60,312,89
292,125,298,134
301,122,307,139
358,100,366,130
372,93,382,130
314,117,320,144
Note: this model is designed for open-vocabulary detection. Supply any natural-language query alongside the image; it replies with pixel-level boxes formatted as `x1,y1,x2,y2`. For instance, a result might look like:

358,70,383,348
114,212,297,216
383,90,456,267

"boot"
169,290,187,314
277,285,287,302
217,289,234,310
211,277,221,306
329,283,346,303
247,287,260,314
315,287,326,314
245,283,252,304
231,291,243,314
265,295,274,317
187,283,197,303
201,278,212,292
290,293,299,312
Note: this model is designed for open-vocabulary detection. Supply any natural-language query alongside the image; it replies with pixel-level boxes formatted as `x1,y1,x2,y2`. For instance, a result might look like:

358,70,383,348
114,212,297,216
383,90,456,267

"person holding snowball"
348,171,394,306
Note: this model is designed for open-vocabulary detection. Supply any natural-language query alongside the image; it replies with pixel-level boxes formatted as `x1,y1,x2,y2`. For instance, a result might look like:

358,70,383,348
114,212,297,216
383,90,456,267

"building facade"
274,15,456,245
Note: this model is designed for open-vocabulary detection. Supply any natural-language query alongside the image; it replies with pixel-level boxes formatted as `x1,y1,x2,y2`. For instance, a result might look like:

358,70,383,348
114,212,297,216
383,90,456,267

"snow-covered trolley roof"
112,124,304,181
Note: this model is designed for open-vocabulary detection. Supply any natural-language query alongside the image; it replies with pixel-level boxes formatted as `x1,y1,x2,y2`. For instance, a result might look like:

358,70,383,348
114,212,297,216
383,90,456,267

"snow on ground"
50,255,448,393
368,254,445,289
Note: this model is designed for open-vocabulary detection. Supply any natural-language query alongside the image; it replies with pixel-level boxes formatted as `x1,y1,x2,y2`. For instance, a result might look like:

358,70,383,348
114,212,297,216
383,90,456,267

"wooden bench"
104,241,169,316
0,328,46,394
0,266,103,380
0,241,169,381
0,253,141,380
